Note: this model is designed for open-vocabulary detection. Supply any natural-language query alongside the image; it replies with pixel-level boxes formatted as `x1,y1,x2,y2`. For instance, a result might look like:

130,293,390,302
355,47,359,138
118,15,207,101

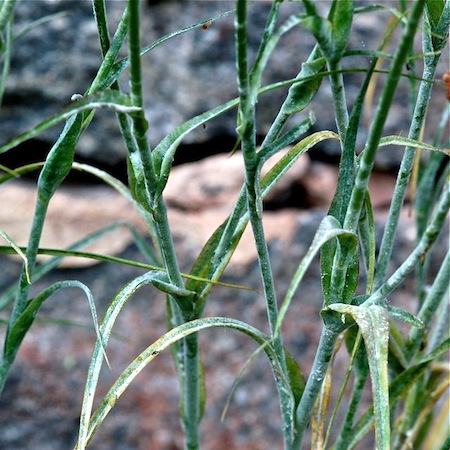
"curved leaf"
101,9,236,90
76,317,275,449
77,272,176,449
378,135,450,156
276,215,357,336
151,97,239,200
328,303,390,450
4,280,105,366
0,229,30,284
0,91,140,156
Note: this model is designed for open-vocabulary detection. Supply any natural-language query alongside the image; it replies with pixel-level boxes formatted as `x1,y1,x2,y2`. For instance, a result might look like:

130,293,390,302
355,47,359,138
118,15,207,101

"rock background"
0,0,448,168
1,151,448,449
0,1,448,449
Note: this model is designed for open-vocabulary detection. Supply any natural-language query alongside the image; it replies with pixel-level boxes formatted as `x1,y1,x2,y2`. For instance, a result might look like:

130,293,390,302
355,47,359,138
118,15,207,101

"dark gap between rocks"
0,134,336,210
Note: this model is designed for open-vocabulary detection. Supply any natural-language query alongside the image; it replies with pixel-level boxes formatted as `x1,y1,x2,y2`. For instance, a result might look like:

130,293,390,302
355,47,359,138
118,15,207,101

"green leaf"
281,58,324,116
257,113,316,165
425,0,444,28
4,281,106,366
0,229,30,284
261,131,339,195
320,216,359,307
185,220,242,297
301,15,333,61
101,9,236,90
422,337,450,363
249,12,304,100
285,350,305,409
275,215,357,336
387,305,424,329
358,193,376,293
77,272,172,449
378,135,450,156
328,0,354,62
328,303,391,449
301,0,354,64
345,326,369,378
77,317,276,448
432,0,450,50
13,11,70,42
152,97,239,200
0,91,140,156
37,114,83,200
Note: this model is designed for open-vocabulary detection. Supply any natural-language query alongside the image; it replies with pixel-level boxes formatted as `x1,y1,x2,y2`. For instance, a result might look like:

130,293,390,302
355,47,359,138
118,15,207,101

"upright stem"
328,62,349,144
405,251,450,360
343,0,425,233
366,179,449,308
373,55,443,290
293,327,339,447
127,2,199,448
334,372,368,450
235,0,293,445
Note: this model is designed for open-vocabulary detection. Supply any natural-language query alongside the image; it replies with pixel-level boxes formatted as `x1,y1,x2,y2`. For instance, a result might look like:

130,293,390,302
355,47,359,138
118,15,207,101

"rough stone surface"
1,150,448,449
0,1,448,448
1,1,447,168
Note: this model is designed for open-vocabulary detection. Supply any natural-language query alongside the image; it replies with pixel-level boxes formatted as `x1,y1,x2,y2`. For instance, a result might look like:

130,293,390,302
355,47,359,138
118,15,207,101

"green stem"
127,3,200,448
343,0,425,233
92,0,110,56
335,373,368,450
429,291,449,350
366,177,449,308
0,15,12,107
182,333,201,450
373,54,444,290
236,0,293,445
88,6,129,95
127,0,183,290
293,327,339,447
405,251,450,360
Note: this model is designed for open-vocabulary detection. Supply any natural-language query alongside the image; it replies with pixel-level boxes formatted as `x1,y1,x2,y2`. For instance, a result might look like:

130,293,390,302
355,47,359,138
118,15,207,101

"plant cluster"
0,1,449,449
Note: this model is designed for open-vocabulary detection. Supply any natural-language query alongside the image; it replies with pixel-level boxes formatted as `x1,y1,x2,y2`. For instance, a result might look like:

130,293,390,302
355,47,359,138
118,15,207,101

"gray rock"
2,1,446,169
0,152,448,448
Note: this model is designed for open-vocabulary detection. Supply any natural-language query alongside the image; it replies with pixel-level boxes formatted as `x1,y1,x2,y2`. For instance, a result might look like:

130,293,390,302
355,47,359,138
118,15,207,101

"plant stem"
366,177,449,308
0,16,12,107
127,2,200,448
334,373,368,450
235,0,293,445
293,327,339,447
373,46,444,291
343,0,425,233
405,251,450,360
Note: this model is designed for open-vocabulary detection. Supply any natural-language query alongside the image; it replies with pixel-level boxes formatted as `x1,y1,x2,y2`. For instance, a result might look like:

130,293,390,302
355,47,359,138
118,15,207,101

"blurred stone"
0,159,448,449
164,148,310,210
0,149,309,268
0,180,147,268
1,1,446,170
0,2,448,447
